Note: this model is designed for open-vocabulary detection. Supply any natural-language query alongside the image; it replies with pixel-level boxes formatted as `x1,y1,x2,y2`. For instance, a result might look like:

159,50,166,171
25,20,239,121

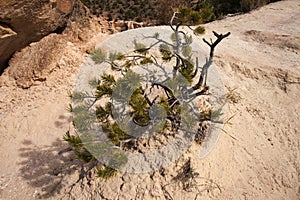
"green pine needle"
97,166,118,179
194,26,206,35
90,48,106,64
101,73,116,85
96,84,113,99
63,131,82,148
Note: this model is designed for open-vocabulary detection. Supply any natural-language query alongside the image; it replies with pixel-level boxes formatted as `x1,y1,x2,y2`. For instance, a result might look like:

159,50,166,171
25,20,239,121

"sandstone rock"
64,17,102,43
109,20,147,33
1,14,107,89
0,0,87,74
7,34,81,88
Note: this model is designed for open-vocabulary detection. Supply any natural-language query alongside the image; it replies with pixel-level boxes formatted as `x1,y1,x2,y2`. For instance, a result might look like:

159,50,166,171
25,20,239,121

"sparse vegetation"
226,87,241,103
80,0,281,25
65,10,229,179
63,131,119,180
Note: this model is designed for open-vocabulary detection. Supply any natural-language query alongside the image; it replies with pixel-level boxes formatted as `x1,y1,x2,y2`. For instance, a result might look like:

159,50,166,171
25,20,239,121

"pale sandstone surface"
0,0,299,199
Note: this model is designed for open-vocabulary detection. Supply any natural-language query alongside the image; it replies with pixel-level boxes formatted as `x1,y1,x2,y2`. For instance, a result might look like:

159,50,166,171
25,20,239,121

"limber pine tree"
64,9,230,180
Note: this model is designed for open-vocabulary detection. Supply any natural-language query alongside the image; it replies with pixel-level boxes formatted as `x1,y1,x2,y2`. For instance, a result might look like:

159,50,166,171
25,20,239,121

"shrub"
65,11,230,180
80,0,280,25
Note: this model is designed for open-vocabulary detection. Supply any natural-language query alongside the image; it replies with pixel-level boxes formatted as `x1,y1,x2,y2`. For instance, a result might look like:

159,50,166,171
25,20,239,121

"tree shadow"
18,139,82,198
54,114,73,128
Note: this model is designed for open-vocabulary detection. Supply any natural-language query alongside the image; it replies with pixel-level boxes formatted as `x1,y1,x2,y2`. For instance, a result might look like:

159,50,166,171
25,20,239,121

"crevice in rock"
53,23,68,34
0,57,9,76
0,21,68,76
0,0,89,77
0,21,17,75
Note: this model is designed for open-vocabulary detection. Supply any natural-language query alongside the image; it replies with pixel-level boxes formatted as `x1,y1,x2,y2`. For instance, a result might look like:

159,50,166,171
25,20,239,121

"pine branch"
63,131,82,148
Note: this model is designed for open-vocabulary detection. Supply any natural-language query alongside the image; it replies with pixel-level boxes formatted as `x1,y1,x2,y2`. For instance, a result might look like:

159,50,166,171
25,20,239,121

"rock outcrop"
6,34,79,88
0,0,88,74
4,12,108,89
110,20,147,32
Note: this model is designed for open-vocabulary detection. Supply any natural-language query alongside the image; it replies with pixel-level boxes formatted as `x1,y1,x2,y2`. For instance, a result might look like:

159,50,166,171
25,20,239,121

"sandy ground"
0,0,299,199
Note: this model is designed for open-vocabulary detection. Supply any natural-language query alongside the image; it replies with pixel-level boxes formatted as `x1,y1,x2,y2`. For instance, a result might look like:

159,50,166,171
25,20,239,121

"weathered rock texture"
7,34,71,88
0,0,88,74
0,0,299,199
4,14,107,89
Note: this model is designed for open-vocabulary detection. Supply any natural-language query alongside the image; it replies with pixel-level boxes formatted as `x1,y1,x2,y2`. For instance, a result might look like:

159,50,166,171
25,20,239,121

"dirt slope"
0,0,299,199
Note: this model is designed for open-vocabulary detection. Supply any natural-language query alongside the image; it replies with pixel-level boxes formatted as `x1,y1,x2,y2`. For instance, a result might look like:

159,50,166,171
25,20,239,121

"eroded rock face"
0,0,87,74
3,15,105,89
7,34,65,88
7,34,81,88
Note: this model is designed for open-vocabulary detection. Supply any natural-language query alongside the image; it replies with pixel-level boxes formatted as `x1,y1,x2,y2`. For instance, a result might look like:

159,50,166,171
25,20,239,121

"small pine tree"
65,10,230,180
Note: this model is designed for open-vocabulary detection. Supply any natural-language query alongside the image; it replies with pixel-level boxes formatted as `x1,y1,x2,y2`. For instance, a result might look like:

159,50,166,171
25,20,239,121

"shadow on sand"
18,139,82,198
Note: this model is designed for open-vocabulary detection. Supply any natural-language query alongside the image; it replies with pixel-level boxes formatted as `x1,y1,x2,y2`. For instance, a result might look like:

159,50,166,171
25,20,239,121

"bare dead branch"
192,57,212,91
169,11,179,32
192,31,230,91
203,31,230,58
191,57,198,78
152,82,174,98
